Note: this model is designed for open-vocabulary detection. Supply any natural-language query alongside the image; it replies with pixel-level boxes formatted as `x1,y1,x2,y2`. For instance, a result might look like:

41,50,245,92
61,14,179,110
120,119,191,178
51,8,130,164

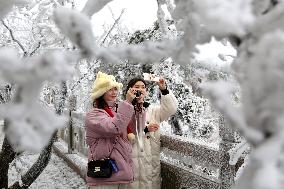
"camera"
135,90,141,97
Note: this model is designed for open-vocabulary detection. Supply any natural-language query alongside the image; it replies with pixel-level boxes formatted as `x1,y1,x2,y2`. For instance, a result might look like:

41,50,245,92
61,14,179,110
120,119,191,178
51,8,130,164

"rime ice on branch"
0,48,73,152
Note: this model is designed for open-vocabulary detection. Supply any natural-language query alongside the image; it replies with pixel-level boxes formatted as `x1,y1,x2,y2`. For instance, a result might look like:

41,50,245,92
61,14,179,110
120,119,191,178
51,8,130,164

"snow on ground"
0,121,87,189
8,153,87,189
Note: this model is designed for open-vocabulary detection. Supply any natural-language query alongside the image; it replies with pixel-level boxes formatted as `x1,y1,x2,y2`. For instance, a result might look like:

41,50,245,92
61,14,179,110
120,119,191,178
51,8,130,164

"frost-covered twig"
1,20,27,56
100,9,125,45
69,59,99,92
29,41,41,57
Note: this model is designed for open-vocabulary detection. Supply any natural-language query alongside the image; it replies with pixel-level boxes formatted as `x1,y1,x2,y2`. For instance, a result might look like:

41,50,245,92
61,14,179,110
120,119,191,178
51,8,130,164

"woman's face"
103,87,118,102
132,81,146,99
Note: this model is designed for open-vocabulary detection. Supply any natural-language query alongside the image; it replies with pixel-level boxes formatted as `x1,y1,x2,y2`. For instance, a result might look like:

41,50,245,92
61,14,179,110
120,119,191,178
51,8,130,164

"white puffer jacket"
128,91,178,189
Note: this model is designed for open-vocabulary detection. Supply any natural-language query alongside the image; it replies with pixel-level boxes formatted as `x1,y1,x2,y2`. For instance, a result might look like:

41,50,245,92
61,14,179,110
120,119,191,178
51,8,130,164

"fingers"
149,123,159,127
156,77,166,90
147,123,159,132
126,88,136,103
159,77,165,83
148,126,158,132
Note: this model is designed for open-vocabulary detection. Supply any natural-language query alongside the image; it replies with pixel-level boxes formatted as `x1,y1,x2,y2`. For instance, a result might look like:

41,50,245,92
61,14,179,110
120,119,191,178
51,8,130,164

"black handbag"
87,158,113,178
87,136,119,178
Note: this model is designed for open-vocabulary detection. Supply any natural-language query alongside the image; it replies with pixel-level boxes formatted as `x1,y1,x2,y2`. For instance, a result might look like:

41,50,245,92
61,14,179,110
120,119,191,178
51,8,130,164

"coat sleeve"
85,101,134,141
148,91,178,123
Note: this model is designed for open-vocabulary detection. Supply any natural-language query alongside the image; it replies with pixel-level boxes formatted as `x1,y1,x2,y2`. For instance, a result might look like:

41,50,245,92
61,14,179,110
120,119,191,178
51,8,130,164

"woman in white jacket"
125,77,178,189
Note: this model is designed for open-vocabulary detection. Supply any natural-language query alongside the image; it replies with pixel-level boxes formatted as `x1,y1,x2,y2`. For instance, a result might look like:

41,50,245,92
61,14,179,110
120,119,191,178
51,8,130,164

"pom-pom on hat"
91,71,123,100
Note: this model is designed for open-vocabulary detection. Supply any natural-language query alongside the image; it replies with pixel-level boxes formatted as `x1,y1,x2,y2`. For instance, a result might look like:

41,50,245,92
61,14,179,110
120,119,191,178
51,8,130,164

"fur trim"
127,133,136,140
91,71,123,100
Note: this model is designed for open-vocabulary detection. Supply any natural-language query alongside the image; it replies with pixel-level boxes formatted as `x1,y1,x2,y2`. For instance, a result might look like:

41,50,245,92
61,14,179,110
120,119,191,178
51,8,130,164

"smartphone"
143,73,160,82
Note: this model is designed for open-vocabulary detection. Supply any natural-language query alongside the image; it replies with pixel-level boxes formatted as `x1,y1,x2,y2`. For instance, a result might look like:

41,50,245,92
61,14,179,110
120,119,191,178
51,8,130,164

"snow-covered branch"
156,0,168,35
97,40,175,64
233,129,284,189
53,8,96,58
29,41,41,56
82,0,114,17
193,0,255,38
0,48,74,152
202,81,264,146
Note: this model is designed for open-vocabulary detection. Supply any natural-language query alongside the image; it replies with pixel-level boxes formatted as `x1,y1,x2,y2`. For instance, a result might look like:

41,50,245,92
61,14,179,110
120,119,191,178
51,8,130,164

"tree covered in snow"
1,0,284,188
195,1,284,189
0,0,75,188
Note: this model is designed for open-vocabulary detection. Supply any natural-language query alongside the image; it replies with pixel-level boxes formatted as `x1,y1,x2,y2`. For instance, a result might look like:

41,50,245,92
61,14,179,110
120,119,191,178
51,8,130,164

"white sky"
75,0,236,66
75,0,158,36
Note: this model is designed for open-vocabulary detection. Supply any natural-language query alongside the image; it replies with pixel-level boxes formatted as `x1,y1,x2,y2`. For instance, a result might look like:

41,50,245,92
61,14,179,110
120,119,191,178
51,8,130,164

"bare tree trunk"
8,132,57,189
0,135,16,189
0,84,14,188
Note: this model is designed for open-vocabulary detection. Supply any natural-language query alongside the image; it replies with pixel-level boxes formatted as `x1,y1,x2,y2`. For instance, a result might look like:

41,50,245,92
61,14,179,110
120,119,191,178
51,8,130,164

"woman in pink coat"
85,71,137,189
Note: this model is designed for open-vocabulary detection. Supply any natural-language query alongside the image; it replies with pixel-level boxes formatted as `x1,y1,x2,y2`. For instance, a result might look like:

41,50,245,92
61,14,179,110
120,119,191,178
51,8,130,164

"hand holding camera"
126,88,136,103
143,73,166,90
126,88,144,104
134,90,144,104
134,90,142,97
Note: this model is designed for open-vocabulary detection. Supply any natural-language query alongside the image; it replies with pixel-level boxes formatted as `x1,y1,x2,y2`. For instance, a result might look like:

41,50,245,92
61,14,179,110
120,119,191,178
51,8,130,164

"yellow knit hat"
91,71,123,100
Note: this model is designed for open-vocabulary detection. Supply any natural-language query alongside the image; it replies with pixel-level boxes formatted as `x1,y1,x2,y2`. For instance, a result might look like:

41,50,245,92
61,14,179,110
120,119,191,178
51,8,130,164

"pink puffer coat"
85,101,135,187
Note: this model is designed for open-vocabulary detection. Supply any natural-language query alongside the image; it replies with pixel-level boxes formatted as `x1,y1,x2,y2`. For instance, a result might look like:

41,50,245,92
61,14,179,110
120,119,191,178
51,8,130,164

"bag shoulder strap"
90,104,120,160
90,126,119,160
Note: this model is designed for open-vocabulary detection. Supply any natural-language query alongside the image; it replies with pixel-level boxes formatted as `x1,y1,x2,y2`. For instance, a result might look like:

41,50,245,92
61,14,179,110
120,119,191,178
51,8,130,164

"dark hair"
124,77,150,108
124,78,147,97
92,95,108,109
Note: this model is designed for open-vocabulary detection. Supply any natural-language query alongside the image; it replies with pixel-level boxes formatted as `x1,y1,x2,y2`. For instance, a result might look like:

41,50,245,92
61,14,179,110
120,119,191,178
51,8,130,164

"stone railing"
58,108,240,189
57,109,88,156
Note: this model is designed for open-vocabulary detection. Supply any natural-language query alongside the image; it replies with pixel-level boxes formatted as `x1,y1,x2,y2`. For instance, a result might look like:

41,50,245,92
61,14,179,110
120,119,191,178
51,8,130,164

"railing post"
219,116,236,189
68,95,76,154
